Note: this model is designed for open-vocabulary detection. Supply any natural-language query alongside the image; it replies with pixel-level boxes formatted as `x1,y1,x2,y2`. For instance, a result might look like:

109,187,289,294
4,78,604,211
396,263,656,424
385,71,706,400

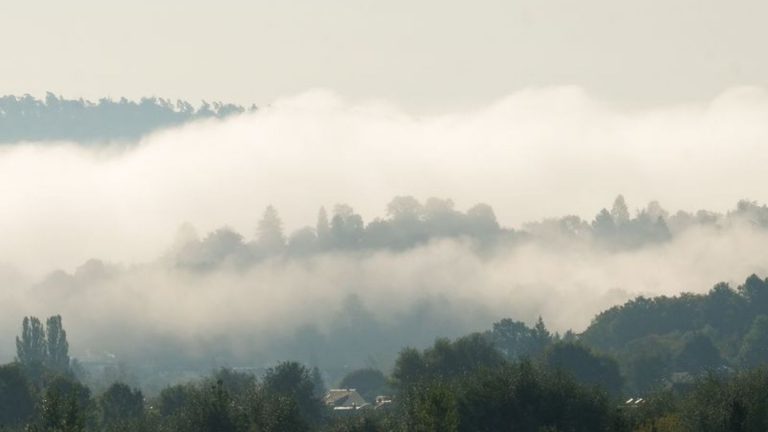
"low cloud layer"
1,221,767,370
2,87,768,372
3,86,768,273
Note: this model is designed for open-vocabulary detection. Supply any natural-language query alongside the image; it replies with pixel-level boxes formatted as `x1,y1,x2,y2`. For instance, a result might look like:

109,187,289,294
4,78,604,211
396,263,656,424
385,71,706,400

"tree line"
170,195,768,270
5,273,768,430
0,93,249,143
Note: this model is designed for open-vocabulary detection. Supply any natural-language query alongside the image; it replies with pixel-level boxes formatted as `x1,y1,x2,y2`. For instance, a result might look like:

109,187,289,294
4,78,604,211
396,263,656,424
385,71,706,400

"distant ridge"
0,93,254,144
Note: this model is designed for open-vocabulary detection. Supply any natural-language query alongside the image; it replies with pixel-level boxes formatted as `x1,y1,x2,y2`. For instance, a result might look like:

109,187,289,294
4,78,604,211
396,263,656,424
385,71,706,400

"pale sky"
1,0,767,110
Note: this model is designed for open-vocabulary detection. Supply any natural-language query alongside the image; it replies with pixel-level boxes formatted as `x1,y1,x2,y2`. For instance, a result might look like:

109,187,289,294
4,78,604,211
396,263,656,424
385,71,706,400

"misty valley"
6,1,768,429
4,64,768,431
3,190,768,431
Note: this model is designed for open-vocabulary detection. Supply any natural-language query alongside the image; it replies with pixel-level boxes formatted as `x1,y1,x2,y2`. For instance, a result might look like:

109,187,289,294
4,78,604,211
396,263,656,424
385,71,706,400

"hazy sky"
2,0,767,110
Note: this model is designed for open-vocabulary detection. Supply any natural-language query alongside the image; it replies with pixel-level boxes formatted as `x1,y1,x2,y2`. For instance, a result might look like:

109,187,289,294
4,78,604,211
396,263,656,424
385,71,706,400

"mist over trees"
4,195,768,386
171,196,511,270
6,277,768,431
170,194,768,271
5,194,768,413
0,93,249,143
16,315,71,385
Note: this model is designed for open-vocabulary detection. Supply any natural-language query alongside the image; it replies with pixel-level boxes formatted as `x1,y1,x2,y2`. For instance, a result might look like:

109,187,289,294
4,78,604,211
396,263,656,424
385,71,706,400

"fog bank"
2,87,768,377
3,87,768,274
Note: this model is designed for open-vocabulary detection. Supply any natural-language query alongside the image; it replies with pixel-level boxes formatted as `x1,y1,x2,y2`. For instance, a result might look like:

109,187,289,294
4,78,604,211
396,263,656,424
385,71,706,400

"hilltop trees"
578,274,768,394
0,93,247,143
587,195,671,248
169,194,749,272
330,204,365,249
489,317,553,360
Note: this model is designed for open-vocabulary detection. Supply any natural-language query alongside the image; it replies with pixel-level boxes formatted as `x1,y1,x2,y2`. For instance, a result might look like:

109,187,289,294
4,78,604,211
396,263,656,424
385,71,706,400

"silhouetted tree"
16,316,47,368
256,206,286,254
611,195,630,225
46,315,71,373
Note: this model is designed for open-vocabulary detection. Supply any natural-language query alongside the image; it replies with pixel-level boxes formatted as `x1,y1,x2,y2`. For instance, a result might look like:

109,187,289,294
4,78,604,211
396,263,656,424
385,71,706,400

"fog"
2,86,768,383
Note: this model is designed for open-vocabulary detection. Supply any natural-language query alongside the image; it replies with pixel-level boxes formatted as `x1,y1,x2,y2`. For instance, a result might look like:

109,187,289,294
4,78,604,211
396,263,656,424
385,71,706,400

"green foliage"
739,274,768,313
8,273,768,432
0,363,35,426
626,352,668,394
543,342,623,396
397,361,618,432
678,369,768,432
739,315,768,367
182,380,245,432
457,361,617,431
208,368,256,401
324,413,389,432
400,381,459,432
156,383,195,418
581,275,768,392
31,376,91,432
98,382,144,430
258,395,310,432
392,334,504,389
490,316,553,360
674,333,723,373
262,361,324,427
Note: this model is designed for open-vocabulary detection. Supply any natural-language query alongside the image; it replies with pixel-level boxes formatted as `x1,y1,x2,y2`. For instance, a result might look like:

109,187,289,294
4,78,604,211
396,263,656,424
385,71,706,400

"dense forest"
0,94,249,143
3,273,768,431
